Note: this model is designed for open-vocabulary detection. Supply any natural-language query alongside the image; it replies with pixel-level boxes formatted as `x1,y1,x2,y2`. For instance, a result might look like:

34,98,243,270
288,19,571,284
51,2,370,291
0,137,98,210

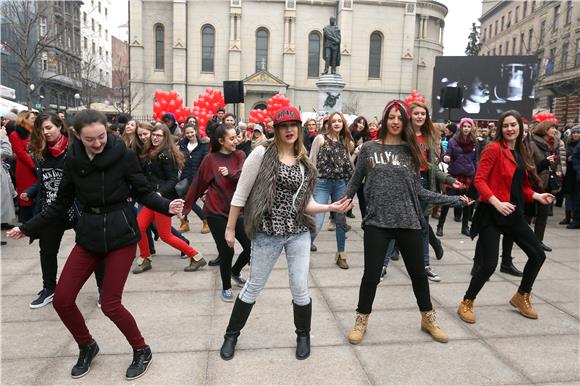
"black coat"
178,136,208,184
20,134,170,254
141,149,179,200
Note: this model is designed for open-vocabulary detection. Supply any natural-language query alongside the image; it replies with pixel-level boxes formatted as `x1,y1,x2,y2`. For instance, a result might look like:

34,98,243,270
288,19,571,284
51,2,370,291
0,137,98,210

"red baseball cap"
273,106,301,126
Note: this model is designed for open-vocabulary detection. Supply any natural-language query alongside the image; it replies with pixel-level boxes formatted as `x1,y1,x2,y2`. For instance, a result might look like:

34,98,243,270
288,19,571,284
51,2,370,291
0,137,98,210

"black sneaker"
539,242,552,252
71,341,99,379
425,266,441,282
126,346,152,381
208,256,222,266
379,266,387,281
346,211,355,219
30,288,55,309
310,243,317,252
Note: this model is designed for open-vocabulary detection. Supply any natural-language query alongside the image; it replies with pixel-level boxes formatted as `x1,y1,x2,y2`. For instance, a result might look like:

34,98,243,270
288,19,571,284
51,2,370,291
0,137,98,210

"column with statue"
316,16,346,114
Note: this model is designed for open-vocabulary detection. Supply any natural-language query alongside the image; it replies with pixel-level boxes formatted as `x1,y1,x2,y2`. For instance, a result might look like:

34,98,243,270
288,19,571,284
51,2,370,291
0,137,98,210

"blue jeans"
311,178,347,252
382,239,398,267
239,232,311,306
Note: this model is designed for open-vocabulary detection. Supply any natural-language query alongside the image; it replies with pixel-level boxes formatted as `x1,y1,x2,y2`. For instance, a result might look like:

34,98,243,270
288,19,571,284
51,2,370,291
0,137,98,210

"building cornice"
479,1,509,23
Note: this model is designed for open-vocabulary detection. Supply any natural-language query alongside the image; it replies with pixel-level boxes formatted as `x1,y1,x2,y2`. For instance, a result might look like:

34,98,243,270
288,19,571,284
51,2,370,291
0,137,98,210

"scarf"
370,130,378,141
457,135,475,153
47,135,68,158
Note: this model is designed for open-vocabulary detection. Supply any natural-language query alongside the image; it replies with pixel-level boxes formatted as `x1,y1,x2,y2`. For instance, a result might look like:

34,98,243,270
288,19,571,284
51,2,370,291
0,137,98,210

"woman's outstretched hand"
169,199,185,219
329,197,353,213
6,227,24,239
534,192,555,205
458,195,475,206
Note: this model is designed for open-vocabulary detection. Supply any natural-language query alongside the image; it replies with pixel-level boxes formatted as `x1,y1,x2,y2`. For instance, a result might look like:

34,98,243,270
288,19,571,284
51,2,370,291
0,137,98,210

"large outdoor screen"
431,56,539,121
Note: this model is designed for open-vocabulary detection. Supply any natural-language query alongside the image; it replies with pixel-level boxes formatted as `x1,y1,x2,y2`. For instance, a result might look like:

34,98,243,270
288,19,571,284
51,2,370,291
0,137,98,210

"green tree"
465,22,481,56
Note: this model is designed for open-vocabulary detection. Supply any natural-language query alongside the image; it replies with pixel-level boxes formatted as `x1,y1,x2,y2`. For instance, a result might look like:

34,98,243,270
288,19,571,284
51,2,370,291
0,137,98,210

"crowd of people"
2,98,578,380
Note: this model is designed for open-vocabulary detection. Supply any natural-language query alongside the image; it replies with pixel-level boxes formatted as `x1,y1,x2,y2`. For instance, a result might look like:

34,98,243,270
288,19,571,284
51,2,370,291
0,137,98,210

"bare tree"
1,0,59,108
342,94,360,115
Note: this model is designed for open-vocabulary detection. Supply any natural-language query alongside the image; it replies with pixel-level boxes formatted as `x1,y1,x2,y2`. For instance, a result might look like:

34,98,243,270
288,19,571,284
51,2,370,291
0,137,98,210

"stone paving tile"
353,340,528,384
486,335,580,384
207,346,371,385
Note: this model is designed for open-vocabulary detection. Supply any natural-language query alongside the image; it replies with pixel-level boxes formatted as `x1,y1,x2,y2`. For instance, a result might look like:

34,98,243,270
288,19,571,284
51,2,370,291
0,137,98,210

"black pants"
356,183,367,218
438,187,471,229
357,226,432,314
466,216,545,300
206,215,251,290
532,203,550,241
39,224,104,292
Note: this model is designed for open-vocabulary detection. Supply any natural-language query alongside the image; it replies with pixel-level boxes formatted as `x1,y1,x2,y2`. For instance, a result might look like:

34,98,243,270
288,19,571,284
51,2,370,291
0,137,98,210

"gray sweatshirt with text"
346,141,463,230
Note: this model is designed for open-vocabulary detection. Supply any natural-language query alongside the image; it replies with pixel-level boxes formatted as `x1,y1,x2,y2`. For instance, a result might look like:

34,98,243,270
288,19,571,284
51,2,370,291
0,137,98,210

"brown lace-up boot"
510,292,538,319
347,312,369,344
421,310,448,343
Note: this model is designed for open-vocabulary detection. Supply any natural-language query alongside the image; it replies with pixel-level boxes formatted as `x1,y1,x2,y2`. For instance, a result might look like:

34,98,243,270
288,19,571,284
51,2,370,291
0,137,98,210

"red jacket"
474,141,535,204
9,126,36,207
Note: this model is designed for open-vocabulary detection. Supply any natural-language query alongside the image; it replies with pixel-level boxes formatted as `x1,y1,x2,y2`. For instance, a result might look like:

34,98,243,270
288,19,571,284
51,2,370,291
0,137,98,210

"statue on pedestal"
322,16,341,75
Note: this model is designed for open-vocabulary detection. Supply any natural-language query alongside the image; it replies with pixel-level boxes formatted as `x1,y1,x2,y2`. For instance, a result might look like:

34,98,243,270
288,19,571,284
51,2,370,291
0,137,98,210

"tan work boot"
200,219,210,234
132,258,152,274
179,218,190,233
184,253,207,272
421,310,448,343
458,299,475,324
335,252,349,270
509,292,538,319
347,312,369,345
327,221,336,231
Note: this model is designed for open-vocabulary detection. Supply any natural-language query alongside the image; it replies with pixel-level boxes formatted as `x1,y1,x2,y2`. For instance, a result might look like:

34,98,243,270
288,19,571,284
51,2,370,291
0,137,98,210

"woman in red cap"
218,105,352,361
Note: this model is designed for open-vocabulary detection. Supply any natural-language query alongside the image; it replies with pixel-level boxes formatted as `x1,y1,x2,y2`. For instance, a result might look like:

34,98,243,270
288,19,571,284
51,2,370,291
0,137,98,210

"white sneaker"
425,266,441,282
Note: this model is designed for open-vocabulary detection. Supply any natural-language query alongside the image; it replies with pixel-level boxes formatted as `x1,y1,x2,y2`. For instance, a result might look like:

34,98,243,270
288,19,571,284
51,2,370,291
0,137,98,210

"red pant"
53,243,146,349
137,207,198,258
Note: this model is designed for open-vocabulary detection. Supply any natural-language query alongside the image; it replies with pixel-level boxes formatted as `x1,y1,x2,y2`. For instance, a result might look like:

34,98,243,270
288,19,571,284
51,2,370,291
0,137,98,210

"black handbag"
547,170,561,193
174,178,190,198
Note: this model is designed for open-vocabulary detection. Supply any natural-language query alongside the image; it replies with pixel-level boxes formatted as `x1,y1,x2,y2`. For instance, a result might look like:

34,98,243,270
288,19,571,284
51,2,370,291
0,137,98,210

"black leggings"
357,226,432,314
206,215,251,290
39,224,104,292
466,216,546,300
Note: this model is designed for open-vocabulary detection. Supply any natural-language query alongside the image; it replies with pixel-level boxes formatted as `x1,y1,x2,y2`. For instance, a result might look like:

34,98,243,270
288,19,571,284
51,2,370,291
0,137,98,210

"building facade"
80,0,113,89
0,0,83,111
129,0,447,120
479,0,580,114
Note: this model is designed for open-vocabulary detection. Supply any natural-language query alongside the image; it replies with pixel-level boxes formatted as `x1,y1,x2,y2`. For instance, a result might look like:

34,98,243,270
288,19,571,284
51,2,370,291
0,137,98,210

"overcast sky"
110,0,482,54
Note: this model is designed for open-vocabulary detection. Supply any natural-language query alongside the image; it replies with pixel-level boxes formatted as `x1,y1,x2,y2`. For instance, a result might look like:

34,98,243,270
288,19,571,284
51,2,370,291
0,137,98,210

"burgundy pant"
52,243,146,349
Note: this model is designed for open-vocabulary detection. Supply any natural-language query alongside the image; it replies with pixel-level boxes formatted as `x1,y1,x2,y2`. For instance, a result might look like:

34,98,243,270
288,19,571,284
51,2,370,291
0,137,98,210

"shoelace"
426,311,441,327
354,316,366,332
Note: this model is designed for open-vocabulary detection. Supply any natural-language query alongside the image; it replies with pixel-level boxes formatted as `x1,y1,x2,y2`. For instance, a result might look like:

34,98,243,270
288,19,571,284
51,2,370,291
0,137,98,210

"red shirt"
183,150,246,218
474,141,535,204
416,133,428,172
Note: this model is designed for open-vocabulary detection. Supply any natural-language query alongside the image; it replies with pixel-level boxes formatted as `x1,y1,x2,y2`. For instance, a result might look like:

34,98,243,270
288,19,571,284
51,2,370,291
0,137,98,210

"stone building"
479,0,580,113
129,0,447,120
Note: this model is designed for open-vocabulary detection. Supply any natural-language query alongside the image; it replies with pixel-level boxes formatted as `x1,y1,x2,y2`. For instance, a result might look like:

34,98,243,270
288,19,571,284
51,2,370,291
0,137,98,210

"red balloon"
153,102,162,114
168,99,177,111
158,98,168,109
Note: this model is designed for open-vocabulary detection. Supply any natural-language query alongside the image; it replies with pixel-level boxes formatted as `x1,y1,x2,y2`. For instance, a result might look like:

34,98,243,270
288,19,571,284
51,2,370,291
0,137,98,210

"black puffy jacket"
140,149,179,200
20,134,170,253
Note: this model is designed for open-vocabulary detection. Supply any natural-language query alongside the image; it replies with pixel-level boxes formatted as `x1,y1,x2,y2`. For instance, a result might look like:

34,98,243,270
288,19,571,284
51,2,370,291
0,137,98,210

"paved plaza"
1,207,579,385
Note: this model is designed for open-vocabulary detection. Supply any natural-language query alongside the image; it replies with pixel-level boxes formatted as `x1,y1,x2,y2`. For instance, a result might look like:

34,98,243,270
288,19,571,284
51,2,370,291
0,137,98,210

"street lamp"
74,93,81,108
29,84,35,92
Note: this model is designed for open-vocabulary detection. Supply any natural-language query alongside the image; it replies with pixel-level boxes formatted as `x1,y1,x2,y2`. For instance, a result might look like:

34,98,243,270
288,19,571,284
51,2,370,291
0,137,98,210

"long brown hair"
15,111,36,130
380,100,429,170
29,113,69,161
273,120,308,160
134,121,154,156
495,110,540,187
326,111,354,153
147,122,185,170
455,119,477,143
122,119,138,148
409,101,437,149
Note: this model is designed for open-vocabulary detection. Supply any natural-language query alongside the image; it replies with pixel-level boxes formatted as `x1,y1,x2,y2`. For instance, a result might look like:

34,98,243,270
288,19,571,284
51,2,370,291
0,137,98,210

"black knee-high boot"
293,300,312,360
220,298,254,360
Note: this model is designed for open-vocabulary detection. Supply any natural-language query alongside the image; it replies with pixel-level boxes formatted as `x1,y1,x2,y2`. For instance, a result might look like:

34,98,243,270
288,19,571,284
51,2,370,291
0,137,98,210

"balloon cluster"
153,91,194,123
248,93,292,124
532,112,559,125
405,89,426,105
192,88,226,135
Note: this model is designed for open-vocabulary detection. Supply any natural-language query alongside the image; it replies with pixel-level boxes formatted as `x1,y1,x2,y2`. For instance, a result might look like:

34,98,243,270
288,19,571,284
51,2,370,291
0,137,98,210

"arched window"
368,31,382,78
256,28,269,71
154,24,164,70
201,25,215,72
308,31,321,78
